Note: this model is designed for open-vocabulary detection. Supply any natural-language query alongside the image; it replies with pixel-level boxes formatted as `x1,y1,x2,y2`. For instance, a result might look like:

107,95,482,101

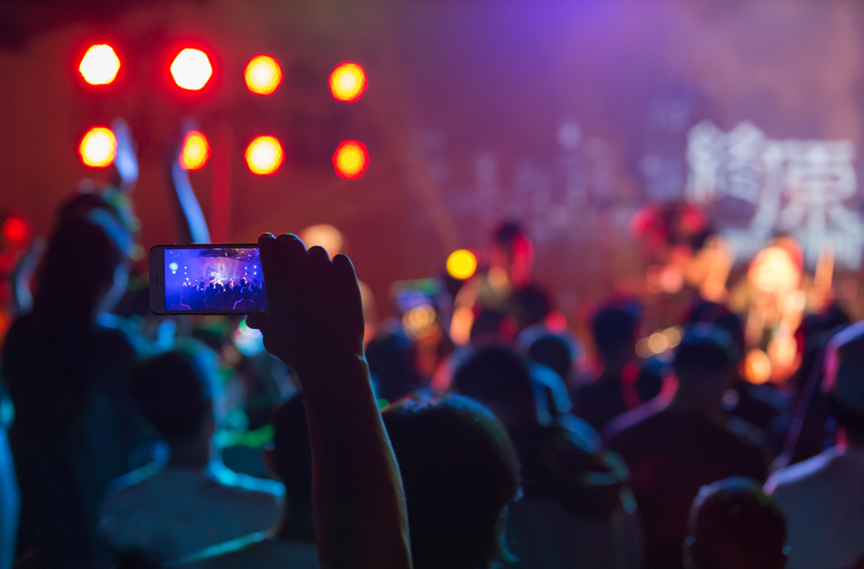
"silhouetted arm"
166,122,210,244
247,234,411,569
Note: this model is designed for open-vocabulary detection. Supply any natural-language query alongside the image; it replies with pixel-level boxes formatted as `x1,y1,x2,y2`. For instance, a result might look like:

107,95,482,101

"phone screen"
163,246,267,312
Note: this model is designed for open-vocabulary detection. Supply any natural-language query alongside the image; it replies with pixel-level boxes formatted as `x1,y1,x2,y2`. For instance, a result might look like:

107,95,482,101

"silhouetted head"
491,221,533,287
685,477,787,569
366,330,421,404
673,324,740,410
267,395,313,520
451,344,538,429
685,301,745,362
527,334,575,381
592,299,642,367
383,392,521,569
34,210,131,326
823,320,864,443
127,342,221,446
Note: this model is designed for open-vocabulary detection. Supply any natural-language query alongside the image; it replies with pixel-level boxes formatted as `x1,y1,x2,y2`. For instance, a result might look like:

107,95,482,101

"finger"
276,234,310,288
333,254,365,338
308,246,332,276
244,311,269,331
258,233,291,315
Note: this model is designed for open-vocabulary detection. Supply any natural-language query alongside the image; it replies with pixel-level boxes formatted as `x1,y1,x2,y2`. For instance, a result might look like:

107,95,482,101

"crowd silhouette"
0,127,862,569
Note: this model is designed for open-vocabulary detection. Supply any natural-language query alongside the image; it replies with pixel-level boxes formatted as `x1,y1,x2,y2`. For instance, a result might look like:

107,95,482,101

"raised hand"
111,118,138,192
246,233,364,376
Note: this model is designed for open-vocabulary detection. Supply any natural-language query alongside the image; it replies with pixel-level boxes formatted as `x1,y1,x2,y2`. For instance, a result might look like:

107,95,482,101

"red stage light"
333,140,368,179
245,55,282,95
3,217,28,242
79,44,121,85
171,48,213,91
245,136,284,175
79,127,117,168
329,63,367,102
180,131,211,170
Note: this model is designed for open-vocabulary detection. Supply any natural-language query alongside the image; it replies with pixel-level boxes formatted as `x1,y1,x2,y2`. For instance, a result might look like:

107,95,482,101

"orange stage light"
333,140,368,179
180,131,211,170
79,44,121,85
329,62,367,102
170,48,213,91
3,217,28,242
245,55,282,95
79,127,117,168
446,249,477,280
245,136,284,175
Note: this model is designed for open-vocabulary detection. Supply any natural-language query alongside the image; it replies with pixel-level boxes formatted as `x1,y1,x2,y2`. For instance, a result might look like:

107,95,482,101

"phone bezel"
149,243,265,315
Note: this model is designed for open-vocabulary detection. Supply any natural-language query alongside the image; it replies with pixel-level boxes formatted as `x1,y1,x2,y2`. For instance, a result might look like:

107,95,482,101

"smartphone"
149,244,267,314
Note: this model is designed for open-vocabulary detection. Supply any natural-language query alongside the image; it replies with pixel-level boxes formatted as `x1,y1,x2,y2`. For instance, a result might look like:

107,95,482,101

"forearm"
299,356,412,569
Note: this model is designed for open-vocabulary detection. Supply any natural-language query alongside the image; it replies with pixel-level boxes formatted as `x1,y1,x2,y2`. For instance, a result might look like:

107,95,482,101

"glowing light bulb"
3,216,28,242
171,48,213,91
329,62,367,102
180,131,211,170
79,127,117,168
245,136,284,175
446,249,477,280
333,140,368,179
245,55,282,95
79,44,121,85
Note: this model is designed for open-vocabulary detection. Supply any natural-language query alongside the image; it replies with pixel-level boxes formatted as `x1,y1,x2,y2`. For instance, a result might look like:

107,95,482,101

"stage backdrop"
1,0,862,321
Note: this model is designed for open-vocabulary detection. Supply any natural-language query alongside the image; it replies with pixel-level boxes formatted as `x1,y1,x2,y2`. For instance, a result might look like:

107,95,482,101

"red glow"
79,44,121,85
330,63,367,102
3,217,28,242
79,127,117,168
171,48,213,90
333,140,369,179
245,136,284,175
180,131,211,170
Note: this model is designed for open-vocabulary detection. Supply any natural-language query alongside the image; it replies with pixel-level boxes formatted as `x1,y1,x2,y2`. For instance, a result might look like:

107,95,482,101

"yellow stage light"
245,136,284,175
245,55,282,95
329,62,367,102
333,140,368,179
171,48,213,91
79,44,121,85
79,127,117,168
180,131,211,170
446,249,477,280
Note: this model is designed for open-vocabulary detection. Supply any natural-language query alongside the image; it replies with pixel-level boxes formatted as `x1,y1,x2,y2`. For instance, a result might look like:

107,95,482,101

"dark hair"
451,345,537,428
366,330,421,403
271,394,313,515
493,221,526,248
527,334,574,380
685,301,745,360
674,324,740,384
383,392,521,569
688,477,787,569
34,211,130,326
591,299,642,361
127,343,219,444
825,322,864,439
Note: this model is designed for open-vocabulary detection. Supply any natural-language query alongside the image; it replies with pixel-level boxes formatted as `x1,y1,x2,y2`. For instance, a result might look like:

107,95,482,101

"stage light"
180,130,211,170
245,136,284,175
171,48,212,91
245,55,282,95
79,44,121,85
300,224,344,256
3,216,28,242
329,62,367,102
446,249,477,280
79,127,117,168
333,140,368,179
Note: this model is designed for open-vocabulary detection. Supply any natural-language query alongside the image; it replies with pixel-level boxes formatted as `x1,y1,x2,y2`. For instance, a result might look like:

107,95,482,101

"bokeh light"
300,224,344,256
743,349,772,385
446,249,477,280
245,55,282,95
79,127,117,168
170,48,213,91
329,62,367,102
333,140,369,179
180,130,211,170
3,216,28,242
79,44,121,85
245,136,284,175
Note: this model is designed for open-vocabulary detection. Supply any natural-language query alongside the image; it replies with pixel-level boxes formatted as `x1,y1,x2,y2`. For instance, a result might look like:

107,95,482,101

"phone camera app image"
165,248,267,311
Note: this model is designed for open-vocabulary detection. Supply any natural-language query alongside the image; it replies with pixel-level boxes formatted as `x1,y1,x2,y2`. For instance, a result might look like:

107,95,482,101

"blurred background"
1,0,863,355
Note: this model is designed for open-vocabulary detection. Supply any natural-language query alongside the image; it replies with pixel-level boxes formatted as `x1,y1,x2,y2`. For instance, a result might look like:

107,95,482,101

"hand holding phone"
245,233,365,375
149,244,267,314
